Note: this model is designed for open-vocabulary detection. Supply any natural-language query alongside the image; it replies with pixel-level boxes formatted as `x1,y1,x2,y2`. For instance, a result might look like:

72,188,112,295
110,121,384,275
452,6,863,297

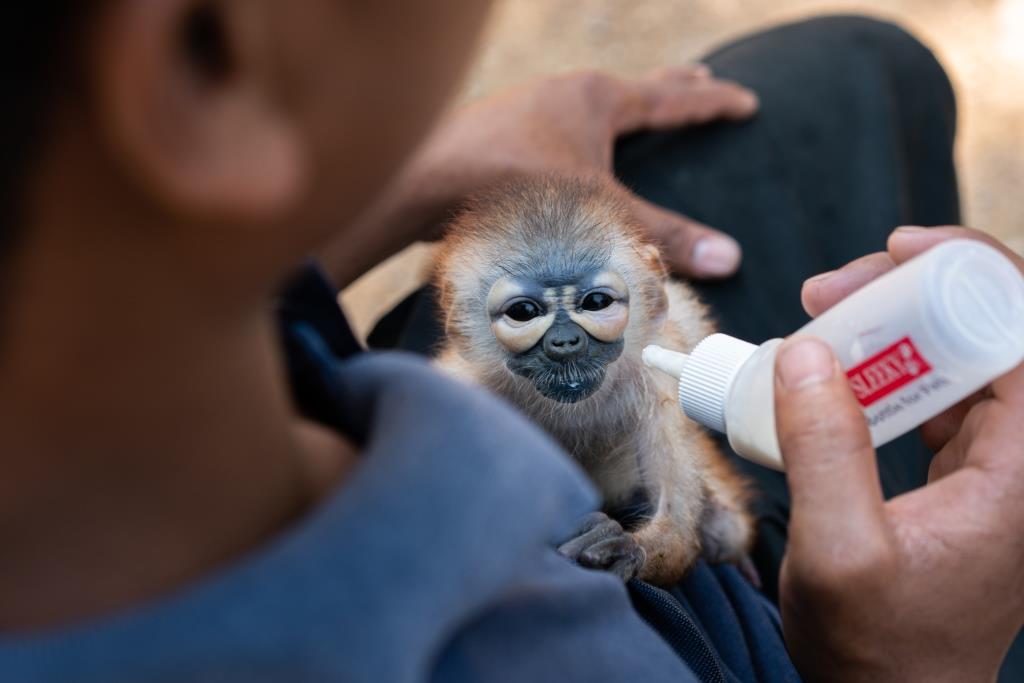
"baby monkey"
435,176,752,586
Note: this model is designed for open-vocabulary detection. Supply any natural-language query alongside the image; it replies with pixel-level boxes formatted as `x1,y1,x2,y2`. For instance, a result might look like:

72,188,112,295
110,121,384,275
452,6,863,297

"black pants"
369,15,1022,680
616,13,962,607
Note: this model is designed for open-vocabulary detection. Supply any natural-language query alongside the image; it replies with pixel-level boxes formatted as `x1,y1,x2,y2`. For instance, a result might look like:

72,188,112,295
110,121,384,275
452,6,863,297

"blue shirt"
0,268,800,682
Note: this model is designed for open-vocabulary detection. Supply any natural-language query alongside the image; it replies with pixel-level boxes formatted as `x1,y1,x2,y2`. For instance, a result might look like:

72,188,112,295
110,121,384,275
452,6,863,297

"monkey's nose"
543,325,588,361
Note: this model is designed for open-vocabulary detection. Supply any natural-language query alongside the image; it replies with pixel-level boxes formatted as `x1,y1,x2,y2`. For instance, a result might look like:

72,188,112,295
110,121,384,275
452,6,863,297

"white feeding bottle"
643,239,1024,471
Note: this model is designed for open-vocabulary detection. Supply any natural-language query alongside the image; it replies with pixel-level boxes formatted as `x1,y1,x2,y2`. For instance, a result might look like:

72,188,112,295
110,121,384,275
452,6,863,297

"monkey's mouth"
507,346,619,405
532,363,607,404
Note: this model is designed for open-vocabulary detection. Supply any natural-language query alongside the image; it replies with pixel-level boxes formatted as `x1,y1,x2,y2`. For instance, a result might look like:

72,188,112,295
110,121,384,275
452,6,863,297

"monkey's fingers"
557,511,624,560
607,554,646,583
579,536,646,582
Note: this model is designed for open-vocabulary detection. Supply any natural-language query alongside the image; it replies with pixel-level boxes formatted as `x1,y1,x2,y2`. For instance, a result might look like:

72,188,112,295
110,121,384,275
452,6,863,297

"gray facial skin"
489,263,631,404
506,310,625,403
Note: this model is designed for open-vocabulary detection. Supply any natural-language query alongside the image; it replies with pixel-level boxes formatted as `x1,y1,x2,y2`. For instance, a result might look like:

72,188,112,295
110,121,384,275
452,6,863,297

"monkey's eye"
504,300,543,322
581,292,615,312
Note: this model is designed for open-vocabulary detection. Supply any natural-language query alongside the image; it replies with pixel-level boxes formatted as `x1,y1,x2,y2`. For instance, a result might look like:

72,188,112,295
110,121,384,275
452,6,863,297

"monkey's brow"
496,262,517,277
493,243,610,281
493,263,605,288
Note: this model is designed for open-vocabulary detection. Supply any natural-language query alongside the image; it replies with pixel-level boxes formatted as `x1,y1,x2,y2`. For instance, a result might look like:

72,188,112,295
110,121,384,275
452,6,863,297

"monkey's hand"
557,511,646,582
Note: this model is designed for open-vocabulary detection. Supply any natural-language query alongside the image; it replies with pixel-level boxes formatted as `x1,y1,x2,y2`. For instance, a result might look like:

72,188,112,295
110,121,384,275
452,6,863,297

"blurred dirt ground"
343,0,1024,339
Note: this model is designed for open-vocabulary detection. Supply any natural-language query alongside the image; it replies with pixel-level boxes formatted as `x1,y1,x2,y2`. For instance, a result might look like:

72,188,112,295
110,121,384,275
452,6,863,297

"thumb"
775,337,886,544
629,194,742,279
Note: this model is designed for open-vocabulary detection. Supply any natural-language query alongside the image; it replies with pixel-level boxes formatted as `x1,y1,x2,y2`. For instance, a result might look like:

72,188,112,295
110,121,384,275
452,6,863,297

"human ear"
90,0,305,223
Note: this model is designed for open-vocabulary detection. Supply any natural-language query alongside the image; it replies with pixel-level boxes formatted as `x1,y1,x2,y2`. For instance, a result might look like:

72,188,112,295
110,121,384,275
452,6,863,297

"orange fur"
434,175,753,585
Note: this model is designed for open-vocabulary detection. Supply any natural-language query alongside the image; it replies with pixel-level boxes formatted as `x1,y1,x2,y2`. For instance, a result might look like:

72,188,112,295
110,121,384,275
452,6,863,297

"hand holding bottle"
777,227,1024,683
802,226,1024,456
645,230,1024,470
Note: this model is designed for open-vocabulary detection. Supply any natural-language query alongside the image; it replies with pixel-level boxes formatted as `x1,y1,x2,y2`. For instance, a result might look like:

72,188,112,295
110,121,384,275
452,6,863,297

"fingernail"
894,226,926,233
692,63,712,78
777,338,835,390
804,270,836,285
693,235,741,277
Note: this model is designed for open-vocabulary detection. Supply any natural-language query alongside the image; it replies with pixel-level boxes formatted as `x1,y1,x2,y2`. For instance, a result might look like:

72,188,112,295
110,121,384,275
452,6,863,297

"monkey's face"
437,176,671,407
487,270,629,403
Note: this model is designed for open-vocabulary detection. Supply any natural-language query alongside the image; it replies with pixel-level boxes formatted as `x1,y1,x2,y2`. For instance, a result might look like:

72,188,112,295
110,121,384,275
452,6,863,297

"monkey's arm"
697,447,755,565
629,476,705,586
630,413,753,586
553,405,710,586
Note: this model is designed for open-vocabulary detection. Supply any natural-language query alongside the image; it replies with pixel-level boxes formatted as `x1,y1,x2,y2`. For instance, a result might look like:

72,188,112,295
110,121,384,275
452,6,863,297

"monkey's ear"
640,244,669,279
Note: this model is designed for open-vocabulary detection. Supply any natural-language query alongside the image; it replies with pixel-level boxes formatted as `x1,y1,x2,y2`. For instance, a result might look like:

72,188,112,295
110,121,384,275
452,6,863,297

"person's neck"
0,217,347,632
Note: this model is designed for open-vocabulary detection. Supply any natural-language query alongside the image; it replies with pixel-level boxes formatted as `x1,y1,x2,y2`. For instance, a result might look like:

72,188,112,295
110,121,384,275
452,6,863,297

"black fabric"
615,13,958,606
278,264,365,431
629,581,728,683
368,15,1022,681
280,264,363,360
367,284,443,355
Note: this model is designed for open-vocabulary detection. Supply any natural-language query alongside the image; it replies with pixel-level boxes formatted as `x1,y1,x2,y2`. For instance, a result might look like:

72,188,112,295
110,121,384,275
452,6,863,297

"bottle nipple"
642,345,690,380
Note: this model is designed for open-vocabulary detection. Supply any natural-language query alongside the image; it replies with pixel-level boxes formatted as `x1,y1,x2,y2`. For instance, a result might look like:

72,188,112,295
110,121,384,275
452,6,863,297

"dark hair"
2,5,92,246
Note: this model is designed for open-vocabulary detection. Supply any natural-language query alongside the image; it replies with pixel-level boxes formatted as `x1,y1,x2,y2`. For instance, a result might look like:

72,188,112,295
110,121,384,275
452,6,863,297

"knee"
796,14,919,45
800,16,950,89
777,15,955,111
799,16,930,60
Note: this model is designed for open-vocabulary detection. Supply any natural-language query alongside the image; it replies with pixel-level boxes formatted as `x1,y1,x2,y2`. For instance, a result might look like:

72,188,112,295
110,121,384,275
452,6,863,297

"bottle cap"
677,334,758,433
931,240,1024,362
644,335,759,433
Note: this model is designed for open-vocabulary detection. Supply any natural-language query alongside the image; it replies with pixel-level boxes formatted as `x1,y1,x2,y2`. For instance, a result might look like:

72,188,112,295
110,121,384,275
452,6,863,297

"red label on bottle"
845,337,932,407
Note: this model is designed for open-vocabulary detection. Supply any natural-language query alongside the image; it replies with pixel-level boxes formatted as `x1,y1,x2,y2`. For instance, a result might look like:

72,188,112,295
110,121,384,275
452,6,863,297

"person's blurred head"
6,0,492,293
